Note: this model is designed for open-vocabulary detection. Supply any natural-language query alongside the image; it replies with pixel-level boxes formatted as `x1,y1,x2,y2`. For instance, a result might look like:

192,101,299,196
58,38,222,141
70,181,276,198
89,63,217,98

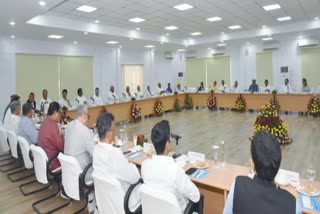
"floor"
0,109,319,213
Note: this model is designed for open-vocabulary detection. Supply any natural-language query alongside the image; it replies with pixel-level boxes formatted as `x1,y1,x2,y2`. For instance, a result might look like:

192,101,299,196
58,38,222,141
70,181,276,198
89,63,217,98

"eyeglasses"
86,113,91,120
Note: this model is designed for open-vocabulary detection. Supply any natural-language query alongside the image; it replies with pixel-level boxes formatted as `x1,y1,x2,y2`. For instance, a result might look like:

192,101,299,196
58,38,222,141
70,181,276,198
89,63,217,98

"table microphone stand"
171,133,182,159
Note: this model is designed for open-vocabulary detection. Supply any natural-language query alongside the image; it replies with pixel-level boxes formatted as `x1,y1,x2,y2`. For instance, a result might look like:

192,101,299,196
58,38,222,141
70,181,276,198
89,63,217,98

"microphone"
171,133,182,140
90,97,94,101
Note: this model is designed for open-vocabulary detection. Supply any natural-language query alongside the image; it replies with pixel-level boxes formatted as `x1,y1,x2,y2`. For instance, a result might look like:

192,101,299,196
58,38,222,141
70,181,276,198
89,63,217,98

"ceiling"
1,0,320,50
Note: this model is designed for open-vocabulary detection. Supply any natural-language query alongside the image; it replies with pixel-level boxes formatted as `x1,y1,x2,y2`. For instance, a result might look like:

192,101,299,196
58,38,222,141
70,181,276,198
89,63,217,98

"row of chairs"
0,127,203,214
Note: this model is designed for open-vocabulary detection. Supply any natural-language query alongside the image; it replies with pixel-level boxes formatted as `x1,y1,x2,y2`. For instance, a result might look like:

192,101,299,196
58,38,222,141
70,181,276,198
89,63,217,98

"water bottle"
220,140,225,168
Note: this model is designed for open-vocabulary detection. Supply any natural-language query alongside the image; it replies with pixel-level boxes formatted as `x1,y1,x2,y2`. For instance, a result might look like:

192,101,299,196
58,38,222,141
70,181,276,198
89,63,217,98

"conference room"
1,0,320,213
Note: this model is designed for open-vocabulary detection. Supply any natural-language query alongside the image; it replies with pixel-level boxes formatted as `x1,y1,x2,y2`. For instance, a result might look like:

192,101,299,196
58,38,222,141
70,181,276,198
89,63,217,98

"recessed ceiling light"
298,36,303,39
106,41,118,44
177,49,186,52
190,32,202,36
228,25,241,30
74,41,78,44
165,26,178,30
220,40,224,43
277,16,291,22
144,45,155,48
119,46,123,48
39,1,46,6
11,35,15,39
221,32,225,35
84,32,88,35
48,35,64,39
129,18,145,23
263,4,281,11
77,5,97,13
315,17,319,20
262,25,266,28
9,21,15,26
166,33,170,36
95,19,100,24
262,37,273,41
160,41,164,45
174,4,193,11
136,28,140,31
206,17,222,22
217,43,227,47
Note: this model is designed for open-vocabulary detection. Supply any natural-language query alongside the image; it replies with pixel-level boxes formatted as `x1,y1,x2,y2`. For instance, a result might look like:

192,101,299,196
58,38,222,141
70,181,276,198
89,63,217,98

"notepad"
191,169,209,179
300,194,320,211
128,152,144,159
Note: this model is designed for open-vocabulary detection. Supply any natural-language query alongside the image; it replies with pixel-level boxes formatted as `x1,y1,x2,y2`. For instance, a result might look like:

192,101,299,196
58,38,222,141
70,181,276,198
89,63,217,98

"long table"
127,152,320,214
66,93,318,128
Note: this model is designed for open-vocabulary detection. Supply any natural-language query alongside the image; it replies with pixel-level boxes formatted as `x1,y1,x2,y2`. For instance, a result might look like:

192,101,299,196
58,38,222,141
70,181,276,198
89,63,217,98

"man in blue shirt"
166,83,173,94
248,79,259,93
18,102,38,145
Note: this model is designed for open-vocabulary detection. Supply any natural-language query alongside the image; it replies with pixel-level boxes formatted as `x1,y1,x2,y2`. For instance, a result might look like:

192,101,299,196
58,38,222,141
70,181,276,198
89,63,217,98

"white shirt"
141,155,200,212
135,91,144,99
157,87,164,95
123,92,132,101
261,85,273,93
145,90,154,97
76,96,87,105
93,142,141,210
59,97,72,108
107,91,119,103
39,98,52,114
231,87,242,93
64,119,94,169
3,109,11,128
92,95,103,105
219,85,229,93
279,84,292,94
4,114,20,134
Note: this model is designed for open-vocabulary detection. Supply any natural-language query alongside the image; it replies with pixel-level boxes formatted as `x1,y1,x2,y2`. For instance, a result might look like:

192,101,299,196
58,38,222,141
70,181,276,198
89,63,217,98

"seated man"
146,85,154,97
135,85,144,99
64,105,94,169
231,81,241,93
166,83,173,94
91,87,103,105
157,82,165,95
76,88,87,105
248,79,259,93
123,86,132,101
141,120,200,212
301,78,311,93
18,102,38,145
223,131,301,214
3,94,20,125
219,80,229,93
39,89,52,114
210,81,218,92
38,102,64,170
197,81,205,92
59,89,72,108
262,79,273,93
93,112,140,209
4,101,21,134
279,78,292,94
26,92,37,110
107,85,119,103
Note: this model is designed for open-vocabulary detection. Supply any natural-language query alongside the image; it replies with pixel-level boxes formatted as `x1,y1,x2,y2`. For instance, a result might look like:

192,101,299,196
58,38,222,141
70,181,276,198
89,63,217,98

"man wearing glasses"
64,104,94,170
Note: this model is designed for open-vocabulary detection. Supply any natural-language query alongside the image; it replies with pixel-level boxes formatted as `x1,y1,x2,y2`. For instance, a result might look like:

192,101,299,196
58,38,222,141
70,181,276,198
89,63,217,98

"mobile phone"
185,168,197,175
123,150,132,155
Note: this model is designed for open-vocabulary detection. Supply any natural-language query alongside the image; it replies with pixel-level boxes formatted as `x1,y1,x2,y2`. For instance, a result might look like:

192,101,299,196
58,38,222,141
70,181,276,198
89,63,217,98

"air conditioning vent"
186,50,197,58
164,51,173,59
263,41,279,51
298,39,319,47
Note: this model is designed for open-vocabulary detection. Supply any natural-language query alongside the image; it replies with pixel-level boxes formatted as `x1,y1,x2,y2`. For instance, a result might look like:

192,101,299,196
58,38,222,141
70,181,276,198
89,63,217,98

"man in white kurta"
107,85,119,104
279,78,292,94
92,87,103,105
135,85,144,99
64,105,94,169
141,120,200,212
59,89,72,108
261,79,273,93
218,80,229,93
145,85,154,97
76,88,87,106
4,101,21,134
93,112,140,210
39,89,52,114
157,82,165,96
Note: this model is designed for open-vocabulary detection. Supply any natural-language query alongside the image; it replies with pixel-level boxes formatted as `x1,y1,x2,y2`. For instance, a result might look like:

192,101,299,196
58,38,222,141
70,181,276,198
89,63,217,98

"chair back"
17,136,33,169
0,127,9,153
58,153,83,200
93,174,125,214
6,129,18,158
30,145,48,184
139,184,182,214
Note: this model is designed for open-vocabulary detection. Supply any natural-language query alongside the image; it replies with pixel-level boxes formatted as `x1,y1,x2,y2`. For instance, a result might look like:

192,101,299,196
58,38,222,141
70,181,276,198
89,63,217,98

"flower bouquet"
235,94,246,112
184,94,193,110
174,98,183,112
252,103,293,145
270,90,280,113
207,92,217,110
307,95,320,117
136,134,148,147
154,99,164,116
130,99,141,122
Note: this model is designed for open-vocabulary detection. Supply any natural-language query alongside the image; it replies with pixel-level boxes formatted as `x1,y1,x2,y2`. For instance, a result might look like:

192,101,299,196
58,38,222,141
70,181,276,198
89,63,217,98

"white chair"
0,130,23,172
7,136,34,182
93,174,126,214
58,153,94,213
139,184,204,214
0,127,14,165
30,145,71,213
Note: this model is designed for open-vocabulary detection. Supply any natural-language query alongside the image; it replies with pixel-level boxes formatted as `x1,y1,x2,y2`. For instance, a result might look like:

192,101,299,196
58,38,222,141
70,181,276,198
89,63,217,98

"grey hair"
10,101,21,113
76,104,88,117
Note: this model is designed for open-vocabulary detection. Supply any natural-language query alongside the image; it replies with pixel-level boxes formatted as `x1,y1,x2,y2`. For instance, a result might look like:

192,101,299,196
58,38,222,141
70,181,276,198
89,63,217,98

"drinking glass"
307,164,316,188
212,145,220,168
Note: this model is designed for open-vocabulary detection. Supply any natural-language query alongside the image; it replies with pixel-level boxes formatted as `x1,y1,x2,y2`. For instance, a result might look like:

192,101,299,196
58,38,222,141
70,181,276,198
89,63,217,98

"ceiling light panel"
174,4,193,11
165,26,178,30
277,16,291,21
106,41,118,44
76,5,97,13
263,4,281,11
129,17,145,23
190,32,202,36
206,17,222,22
228,25,241,30
48,35,64,39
